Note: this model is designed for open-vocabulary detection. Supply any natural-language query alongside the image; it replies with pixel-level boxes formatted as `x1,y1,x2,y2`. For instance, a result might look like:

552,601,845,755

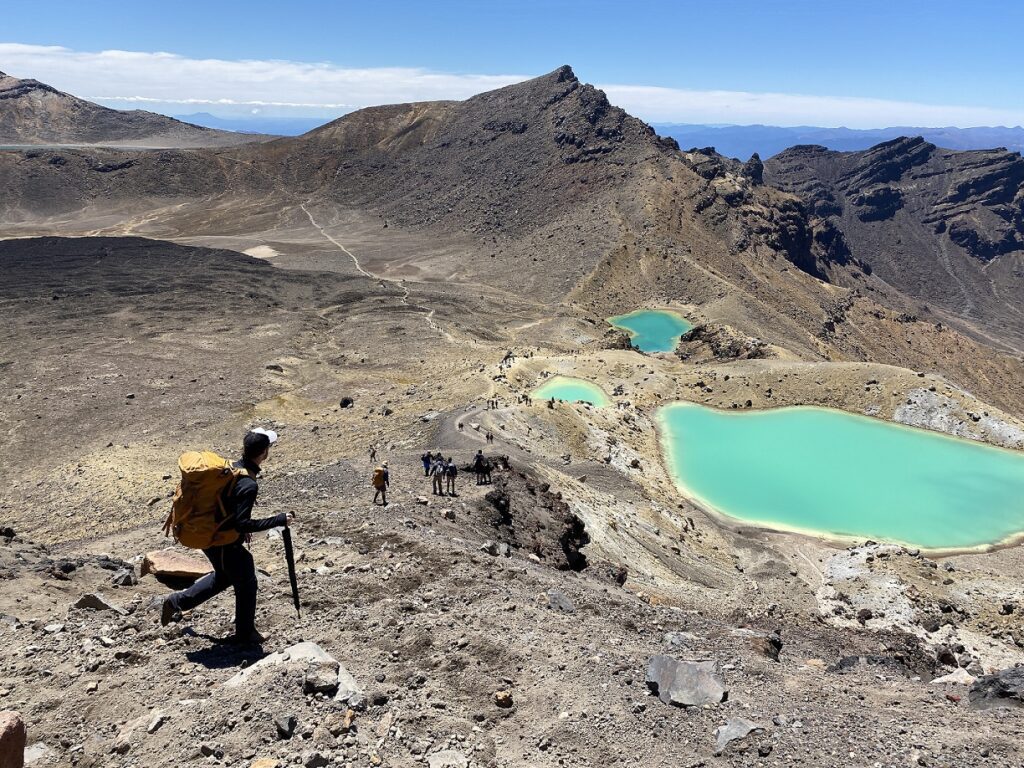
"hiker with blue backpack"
160,428,293,646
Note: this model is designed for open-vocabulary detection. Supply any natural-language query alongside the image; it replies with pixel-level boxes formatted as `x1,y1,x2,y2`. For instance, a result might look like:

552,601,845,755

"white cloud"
2,42,1022,128
601,85,1024,129
0,43,527,116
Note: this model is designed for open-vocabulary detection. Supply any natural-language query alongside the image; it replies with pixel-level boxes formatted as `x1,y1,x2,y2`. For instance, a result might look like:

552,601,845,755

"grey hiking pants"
167,542,257,637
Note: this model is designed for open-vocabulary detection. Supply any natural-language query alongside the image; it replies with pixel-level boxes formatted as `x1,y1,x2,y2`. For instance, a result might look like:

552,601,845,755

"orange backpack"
162,451,248,549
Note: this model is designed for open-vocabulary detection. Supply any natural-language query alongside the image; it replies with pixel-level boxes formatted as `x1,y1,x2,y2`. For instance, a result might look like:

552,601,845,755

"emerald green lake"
608,309,693,353
659,402,1024,550
533,376,610,407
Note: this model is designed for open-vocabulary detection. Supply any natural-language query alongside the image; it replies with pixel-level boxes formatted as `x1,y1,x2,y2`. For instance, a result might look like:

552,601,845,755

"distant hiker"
481,456,493,484
372,461,390,505
421,451,432,477
160,428,291,646
486,430,494,444
473,450,486,485
430,455,447,495
369,445,377,463
445,456,458,496
458,422,464,432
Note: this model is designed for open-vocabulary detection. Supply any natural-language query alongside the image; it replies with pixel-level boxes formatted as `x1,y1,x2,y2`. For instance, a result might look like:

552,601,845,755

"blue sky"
2,0,1022,127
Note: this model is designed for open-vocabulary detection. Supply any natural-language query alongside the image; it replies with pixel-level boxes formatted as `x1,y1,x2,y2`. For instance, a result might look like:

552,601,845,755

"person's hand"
286,511,296,527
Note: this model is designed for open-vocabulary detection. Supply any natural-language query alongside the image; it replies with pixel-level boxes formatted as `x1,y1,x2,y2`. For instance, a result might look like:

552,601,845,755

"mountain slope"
765,138,1024,350
2,67,1024,414
0,71,274,147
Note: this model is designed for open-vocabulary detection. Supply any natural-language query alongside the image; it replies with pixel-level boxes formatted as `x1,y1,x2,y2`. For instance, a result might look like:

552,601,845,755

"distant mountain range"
173,112,327,136
653,123,1024,160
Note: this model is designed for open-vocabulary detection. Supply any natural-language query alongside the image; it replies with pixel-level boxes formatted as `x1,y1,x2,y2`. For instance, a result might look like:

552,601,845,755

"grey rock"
223,642,362,703
23,741,55,764
543,589,575,614
969,666,1024,709
427,750,469,768
714,717,764,755
663,631,699,650
111,568,138,587
275,713,297,739
304,751,330,768
646,655,727,707
303,661,341,695
73,593,127,615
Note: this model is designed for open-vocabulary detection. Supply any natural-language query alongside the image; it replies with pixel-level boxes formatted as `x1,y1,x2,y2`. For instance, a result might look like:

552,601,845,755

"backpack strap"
215,468,249,529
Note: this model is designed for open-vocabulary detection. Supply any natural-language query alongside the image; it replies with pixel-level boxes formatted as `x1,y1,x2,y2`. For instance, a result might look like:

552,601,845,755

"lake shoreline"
655,400,1024,554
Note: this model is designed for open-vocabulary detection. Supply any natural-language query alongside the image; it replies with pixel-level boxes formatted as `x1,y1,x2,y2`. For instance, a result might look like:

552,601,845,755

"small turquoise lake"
659,402,1024,550
533,376,610,407
608,309,693,353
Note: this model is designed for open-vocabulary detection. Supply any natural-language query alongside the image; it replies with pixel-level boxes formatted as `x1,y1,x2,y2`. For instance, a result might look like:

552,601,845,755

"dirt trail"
300,199,454,342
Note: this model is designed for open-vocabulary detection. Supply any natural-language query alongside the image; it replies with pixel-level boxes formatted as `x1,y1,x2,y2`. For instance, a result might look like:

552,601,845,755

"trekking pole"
282,524,301,618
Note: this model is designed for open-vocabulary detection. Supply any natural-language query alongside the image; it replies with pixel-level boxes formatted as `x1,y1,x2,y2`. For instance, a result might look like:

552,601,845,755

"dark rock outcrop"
766,138,1024,347
969,666,1024,709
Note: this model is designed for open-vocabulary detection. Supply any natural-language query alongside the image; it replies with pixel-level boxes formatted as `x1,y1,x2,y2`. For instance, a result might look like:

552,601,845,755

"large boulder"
645,656,727,707
969,666,1024,709
0,711,26,768
141,549,212,581
224,642,362,703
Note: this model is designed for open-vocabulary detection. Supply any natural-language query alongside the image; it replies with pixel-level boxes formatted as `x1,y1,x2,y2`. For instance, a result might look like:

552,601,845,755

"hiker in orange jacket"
372,461,390,505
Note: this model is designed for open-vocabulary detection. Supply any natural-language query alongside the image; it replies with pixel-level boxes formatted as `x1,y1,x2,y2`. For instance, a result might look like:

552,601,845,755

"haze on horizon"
2,0,1023,133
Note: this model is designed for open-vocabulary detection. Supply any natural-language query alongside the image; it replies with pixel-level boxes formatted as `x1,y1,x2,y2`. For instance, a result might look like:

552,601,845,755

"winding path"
300,200,452,341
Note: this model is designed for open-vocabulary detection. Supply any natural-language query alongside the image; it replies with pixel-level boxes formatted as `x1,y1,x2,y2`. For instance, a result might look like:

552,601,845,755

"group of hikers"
417,449,496,494
422,451,458,496
159,424,507,648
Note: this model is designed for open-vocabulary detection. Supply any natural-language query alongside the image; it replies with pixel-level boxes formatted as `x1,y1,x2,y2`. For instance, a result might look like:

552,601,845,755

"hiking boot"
223,629,266,646
160,598,180,627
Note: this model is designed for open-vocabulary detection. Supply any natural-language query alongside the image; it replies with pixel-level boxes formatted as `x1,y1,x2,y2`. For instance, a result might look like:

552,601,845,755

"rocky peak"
0,74,64,101
839,136,935,188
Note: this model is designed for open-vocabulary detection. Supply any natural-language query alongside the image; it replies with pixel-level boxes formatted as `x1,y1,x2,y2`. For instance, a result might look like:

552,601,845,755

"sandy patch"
243,244,279,259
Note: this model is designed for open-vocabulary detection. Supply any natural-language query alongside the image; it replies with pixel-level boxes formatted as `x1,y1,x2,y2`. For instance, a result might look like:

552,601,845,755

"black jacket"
227,458,287,535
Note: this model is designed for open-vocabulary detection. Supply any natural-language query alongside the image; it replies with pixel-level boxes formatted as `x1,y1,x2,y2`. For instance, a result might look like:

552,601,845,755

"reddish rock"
0,710,26,768
141,549,212,581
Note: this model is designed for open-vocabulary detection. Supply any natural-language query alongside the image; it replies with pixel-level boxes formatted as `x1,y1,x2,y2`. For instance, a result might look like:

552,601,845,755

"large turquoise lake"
659,402,1024,550
608,309,693,353
533,376,610,406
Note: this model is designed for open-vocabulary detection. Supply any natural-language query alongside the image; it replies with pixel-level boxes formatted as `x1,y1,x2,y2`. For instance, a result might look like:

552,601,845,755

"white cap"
251,427,279,445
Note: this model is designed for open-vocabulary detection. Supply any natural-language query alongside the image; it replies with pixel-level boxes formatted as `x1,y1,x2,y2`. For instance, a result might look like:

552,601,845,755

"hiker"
457,422,464,432
445,456,458,496
481,456,493,484
161,428,291,645
486,430,494,444
431,455,447,495
421,451,432,477
369,444,376,462
372,461,390,505
473,450,486,485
